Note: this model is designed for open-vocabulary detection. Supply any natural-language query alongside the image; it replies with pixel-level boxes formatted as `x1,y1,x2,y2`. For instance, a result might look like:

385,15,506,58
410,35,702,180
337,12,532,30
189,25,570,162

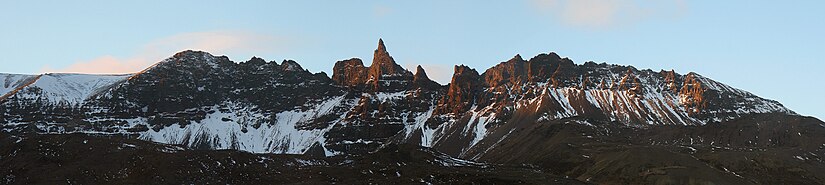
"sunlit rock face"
0,39,795,158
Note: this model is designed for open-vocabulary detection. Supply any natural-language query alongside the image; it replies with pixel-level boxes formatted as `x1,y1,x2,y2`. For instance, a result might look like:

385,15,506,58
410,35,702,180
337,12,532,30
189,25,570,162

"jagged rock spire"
414,65,429,81
377,38,387,53
511,54,523,62
372,38,392,67
369,39,409,79
413,65,440,89
366,39,413,91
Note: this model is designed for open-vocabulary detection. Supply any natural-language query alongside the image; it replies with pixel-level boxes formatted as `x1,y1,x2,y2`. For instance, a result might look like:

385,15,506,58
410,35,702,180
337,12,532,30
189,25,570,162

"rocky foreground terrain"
1,39,823,184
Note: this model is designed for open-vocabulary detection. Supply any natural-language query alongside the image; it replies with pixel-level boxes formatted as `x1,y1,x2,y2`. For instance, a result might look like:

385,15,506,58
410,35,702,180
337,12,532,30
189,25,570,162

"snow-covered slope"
5,73,130,105
140,96,347,154
0,74,39,98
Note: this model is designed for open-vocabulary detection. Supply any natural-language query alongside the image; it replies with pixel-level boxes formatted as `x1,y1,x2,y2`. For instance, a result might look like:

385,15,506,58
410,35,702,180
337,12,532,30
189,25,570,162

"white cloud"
42,30,291,74
374,5,393,17
531,0,687,29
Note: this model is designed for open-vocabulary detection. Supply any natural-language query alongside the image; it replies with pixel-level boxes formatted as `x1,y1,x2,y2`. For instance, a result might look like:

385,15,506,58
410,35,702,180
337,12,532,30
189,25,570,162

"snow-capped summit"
0,73,38,98
0,73,129,106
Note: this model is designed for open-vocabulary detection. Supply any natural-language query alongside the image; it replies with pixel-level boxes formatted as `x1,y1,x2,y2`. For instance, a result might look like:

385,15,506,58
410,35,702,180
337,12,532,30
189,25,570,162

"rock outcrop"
412,65,440,89
332,58,369,88
482,54,527,87
680,73,707,115
368,39,412,79
437,65,481,115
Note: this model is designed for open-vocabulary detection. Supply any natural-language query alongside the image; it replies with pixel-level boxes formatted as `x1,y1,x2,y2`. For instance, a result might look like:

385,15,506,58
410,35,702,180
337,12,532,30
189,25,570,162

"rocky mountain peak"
332,58,368,87
368,39,412,80
438,65,481,114
510,54,524,62
525,53,561,83
130,50,235,83
482,54,527,87
237,57,278,72
172,50,211,58
377,38,387,53
168,50,229,65
281,60,304,71
141,50,234,73
452,65,480,81
478,52,577,88
413,65,430,81
372,38,392,66
413,65,440,89
246,56,267,65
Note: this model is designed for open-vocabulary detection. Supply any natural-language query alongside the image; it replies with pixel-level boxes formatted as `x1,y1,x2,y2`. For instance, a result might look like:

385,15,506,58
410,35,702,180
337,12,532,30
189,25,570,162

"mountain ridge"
4,48,798,110
0,39,799,158
1,39,822,184
0,39,798,129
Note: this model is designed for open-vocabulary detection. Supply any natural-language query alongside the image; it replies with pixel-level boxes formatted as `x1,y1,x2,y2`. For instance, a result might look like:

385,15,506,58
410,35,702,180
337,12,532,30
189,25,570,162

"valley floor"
0,132,582,184
1,113,824,184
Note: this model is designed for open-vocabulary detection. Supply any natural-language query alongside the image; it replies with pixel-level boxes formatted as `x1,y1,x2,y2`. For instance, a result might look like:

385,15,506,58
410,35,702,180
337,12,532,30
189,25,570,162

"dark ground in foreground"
0,132,582,185
2,114,824,185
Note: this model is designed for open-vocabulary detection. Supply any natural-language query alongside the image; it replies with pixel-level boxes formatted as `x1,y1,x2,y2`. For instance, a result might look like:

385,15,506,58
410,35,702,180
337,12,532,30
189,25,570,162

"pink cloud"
43,30,291,74
41,55,152,74
531,0,687,29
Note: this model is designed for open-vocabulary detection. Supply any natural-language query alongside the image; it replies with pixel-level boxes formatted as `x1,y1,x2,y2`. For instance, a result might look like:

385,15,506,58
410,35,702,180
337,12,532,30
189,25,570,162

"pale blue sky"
0,1,822,119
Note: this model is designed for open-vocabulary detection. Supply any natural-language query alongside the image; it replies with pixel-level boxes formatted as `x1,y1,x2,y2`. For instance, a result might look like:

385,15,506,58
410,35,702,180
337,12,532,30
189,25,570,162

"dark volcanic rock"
85,50,343,130
412,65,440,89
325,39,445,154
437,65,481,115
366,39,413,91
280,59,304,71
482,54,527,87
526,52,563,82
332,58,369,88
331,39,414,92
477,114,825,184
368,39,412,80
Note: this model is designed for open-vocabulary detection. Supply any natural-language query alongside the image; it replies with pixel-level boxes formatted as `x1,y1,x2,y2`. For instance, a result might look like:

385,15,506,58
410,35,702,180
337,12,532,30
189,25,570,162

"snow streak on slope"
416,73,794,158
463,106,496,148
526,87,696,125
692,74,792,115
403,106,435,144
